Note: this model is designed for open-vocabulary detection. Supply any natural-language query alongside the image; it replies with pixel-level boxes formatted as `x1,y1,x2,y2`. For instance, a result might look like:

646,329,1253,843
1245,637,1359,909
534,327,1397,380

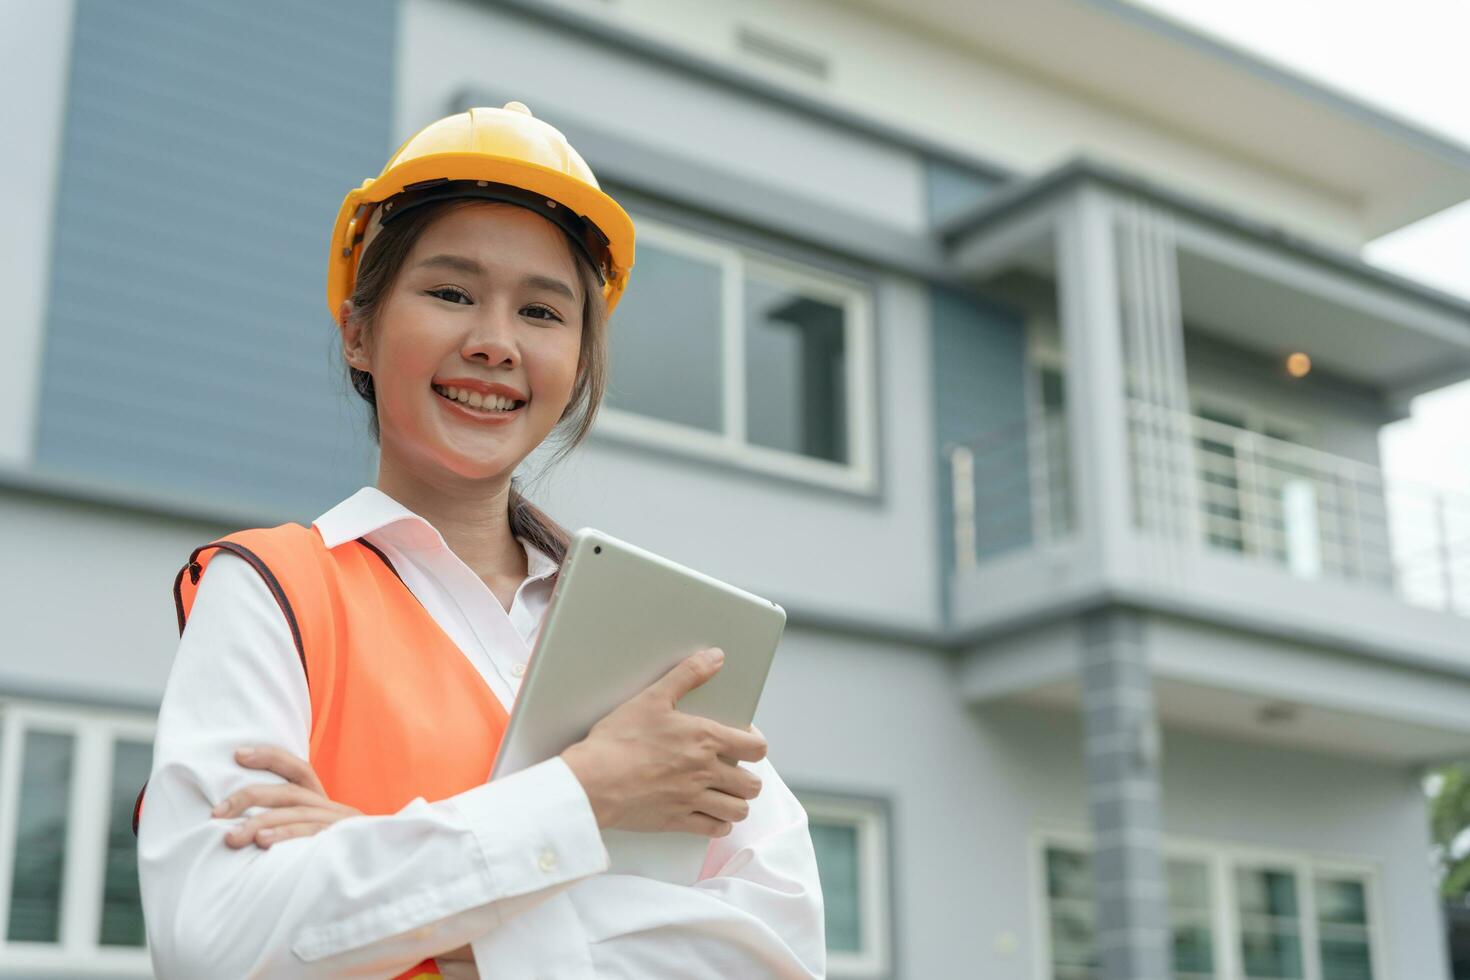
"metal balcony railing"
946,403,1470,617
946,413,1072,569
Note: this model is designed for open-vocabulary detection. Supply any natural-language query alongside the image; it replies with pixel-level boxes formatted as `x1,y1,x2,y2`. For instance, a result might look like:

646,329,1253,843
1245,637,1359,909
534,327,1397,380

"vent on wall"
735,25,830,80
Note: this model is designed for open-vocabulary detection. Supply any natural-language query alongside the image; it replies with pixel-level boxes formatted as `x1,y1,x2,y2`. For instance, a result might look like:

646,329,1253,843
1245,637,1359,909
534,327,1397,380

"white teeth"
433,384,521,414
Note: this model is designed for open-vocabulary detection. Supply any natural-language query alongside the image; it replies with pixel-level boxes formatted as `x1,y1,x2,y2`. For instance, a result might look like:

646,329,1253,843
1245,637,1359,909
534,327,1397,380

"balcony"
947,401,1470,617
933,160,1470,687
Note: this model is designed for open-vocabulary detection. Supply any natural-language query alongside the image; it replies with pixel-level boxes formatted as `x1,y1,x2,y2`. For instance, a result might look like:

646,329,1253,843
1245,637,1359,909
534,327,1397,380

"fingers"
221,806,344,848
247,822,327,849
695,787,751,825
235,745,326,795
674,811,734,838
709,758,764,801
648,648,724,705
709,722,767,764
212,783,322,818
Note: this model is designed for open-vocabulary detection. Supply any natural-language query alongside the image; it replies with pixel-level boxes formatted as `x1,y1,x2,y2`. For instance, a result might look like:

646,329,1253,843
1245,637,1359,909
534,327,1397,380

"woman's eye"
523,304,564,323
428,287,472,305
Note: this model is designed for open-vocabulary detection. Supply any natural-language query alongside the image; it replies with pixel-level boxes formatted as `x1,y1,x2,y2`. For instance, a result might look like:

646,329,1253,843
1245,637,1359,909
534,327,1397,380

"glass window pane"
1047,846,1093,901
1236,867,1303,979
606,240,724,433
8,730,75,943
1316,876,1372,980
809,820,862,953
1314,877,1368,925
100,739,153,946
1171,918,1214,976
1168,859,1210,911
743,269,848,463
1240,924,1304,980
1318,936,1373,980
1236,867,1299,917
1050,909,1098,970
1168,859,1214,977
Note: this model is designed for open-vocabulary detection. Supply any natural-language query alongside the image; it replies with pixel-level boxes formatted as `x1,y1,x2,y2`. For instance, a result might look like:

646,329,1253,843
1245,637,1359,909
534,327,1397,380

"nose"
460,302,519,369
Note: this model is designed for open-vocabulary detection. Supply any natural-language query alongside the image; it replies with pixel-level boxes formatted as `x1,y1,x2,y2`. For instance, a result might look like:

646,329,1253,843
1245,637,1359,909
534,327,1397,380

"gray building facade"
4,1,1470,977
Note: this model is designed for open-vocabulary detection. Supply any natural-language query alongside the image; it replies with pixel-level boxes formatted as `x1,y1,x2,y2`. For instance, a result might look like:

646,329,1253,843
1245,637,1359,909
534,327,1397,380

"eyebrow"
412,253,577,302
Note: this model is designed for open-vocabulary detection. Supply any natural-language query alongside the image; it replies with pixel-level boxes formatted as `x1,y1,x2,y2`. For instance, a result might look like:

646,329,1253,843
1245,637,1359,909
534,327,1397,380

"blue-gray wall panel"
931,285,1030,575
35,0,396,518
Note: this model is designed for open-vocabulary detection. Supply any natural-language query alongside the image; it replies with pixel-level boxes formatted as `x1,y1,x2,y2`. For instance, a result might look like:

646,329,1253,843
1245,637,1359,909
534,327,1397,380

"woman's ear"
338,299,371,372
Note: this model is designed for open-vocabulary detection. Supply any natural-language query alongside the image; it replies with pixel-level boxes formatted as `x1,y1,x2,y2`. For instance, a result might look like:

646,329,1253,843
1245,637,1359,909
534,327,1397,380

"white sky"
1128,0,1470,496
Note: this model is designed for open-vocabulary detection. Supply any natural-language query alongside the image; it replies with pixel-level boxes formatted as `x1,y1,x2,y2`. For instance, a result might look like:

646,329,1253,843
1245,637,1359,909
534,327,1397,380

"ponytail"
508,481,571,564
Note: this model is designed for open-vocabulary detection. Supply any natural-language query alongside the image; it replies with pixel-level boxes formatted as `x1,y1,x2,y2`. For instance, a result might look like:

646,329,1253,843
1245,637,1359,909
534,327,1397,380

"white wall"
538,0,1369,247
0,0,74,468
399,0,928,233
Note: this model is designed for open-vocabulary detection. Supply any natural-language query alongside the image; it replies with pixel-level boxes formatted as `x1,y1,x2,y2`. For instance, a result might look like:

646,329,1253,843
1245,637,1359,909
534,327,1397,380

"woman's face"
344,202,585,482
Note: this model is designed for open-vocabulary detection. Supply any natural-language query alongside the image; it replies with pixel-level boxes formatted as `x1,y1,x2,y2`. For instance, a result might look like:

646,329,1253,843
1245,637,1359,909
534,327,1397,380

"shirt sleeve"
136,551,611,979
468,754,827,979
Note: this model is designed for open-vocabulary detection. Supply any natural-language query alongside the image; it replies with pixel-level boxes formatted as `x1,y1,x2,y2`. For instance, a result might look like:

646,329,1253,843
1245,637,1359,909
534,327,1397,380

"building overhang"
958,605,1470,766
940,159,1470,402
842,0,1470,237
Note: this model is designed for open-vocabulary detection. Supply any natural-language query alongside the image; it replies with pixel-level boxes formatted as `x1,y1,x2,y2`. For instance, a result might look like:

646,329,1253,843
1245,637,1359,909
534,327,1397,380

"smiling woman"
132,102,825,980
339,200,602,537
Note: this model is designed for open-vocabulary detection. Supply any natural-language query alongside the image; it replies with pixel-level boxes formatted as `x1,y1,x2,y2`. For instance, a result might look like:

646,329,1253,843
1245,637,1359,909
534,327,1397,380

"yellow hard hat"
327,102,636,317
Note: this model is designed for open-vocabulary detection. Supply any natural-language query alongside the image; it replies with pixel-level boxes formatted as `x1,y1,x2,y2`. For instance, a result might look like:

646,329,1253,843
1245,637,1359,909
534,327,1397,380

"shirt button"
512,663,526,677
538,848,558,872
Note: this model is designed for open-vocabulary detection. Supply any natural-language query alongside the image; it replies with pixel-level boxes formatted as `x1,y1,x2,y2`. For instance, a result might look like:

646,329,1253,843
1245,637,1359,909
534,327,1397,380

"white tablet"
489,527,787,885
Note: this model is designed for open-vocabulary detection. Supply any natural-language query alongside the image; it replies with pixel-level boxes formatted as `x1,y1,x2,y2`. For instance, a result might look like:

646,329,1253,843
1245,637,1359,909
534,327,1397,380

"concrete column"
1081,607,1169,980
1056,184,1133,577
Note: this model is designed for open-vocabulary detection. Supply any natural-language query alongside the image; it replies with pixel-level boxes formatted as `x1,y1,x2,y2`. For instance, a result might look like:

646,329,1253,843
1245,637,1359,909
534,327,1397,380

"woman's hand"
560,647,769,838
212,745,363,849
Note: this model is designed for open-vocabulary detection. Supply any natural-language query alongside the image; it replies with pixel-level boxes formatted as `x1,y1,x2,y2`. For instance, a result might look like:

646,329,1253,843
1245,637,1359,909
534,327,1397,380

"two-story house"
3,1,1469,977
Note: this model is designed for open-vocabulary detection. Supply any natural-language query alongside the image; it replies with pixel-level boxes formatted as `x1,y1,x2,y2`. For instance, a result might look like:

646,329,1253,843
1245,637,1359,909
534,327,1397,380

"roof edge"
940,156,1470,325
1088,0,1470,173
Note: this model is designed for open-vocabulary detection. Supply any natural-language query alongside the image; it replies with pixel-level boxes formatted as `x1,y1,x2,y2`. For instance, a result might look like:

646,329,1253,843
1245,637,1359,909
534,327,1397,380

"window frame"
596,213,879,495
0,698,155,976
795,790,894,979
1031,829,1387,980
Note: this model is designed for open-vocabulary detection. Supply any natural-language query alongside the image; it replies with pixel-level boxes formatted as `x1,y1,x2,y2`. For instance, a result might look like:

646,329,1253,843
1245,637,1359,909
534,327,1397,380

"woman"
136,102,825,979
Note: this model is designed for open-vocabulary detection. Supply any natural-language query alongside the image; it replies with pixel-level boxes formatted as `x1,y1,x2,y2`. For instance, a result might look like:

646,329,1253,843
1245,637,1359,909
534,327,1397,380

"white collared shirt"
137,486,825,979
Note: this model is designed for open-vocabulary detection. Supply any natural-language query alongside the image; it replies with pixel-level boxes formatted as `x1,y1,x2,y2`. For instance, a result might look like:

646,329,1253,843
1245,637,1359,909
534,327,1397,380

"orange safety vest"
135,523,518,980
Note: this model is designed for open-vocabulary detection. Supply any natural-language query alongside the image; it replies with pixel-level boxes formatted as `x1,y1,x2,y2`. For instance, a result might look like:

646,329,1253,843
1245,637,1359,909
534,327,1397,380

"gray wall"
528,271,946,631
759,628,1448,980
33,0,394,519
0,487,231,706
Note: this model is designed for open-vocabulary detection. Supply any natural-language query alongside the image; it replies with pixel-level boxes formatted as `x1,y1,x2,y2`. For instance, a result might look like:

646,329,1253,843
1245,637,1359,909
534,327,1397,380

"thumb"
652,648,724,704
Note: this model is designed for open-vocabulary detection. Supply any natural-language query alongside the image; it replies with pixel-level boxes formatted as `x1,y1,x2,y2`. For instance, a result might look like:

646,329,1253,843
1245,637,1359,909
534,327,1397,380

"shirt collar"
313,485,560,582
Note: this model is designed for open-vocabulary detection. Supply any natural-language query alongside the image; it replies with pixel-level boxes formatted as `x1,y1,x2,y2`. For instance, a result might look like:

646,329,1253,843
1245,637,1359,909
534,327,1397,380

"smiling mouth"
431,383,527,415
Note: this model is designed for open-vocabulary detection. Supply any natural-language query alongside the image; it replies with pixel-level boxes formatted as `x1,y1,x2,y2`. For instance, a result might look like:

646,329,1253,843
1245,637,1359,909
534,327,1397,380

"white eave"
845,0,1470,238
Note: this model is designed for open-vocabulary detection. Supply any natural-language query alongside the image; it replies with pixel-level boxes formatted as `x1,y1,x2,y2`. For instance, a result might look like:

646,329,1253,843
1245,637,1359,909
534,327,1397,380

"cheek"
531,331,583,404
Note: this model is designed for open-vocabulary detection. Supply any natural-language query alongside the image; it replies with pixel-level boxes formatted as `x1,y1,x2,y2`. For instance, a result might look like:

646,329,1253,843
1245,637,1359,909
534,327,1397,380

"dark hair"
339,197,610,563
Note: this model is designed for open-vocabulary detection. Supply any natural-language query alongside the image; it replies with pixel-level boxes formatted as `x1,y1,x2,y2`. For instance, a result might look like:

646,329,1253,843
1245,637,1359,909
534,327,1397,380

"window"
1043,845,1214,980
0,701,154,976
1039,838,1380,980
797,792,891,978
601,216,876,492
